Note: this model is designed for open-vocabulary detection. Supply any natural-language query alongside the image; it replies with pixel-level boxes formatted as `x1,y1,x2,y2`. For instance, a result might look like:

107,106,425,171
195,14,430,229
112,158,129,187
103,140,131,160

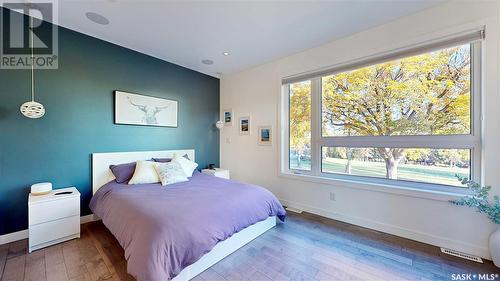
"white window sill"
278,172,470,202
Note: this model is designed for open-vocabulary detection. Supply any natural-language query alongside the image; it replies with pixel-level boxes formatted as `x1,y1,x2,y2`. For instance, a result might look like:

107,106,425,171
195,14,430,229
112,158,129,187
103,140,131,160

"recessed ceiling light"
222,52,230,56
202,59,214,65
85,12,110,25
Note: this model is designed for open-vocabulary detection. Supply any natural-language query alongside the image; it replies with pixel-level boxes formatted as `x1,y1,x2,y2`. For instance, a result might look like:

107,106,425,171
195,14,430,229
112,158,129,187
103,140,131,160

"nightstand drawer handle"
55,191,73,195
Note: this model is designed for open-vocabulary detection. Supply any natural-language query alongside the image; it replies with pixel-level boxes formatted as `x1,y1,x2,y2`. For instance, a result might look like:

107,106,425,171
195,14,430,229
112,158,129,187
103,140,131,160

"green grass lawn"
290,157,468,187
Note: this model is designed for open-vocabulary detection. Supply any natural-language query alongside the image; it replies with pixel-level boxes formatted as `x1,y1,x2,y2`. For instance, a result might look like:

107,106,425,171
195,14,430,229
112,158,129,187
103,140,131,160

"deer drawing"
127,97,169,125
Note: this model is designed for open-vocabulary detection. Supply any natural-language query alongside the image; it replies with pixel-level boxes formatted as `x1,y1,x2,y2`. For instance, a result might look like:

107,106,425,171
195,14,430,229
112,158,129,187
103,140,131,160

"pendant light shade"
21,15,45,119
20,101,45,118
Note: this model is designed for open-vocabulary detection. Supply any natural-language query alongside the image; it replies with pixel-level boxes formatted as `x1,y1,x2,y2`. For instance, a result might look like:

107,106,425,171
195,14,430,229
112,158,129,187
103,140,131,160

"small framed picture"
239,116,250,135
258,126,272,145
223,109,233,126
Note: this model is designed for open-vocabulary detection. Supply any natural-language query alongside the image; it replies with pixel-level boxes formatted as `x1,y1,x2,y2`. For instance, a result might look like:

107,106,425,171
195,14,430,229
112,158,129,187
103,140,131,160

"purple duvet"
89,172,286,281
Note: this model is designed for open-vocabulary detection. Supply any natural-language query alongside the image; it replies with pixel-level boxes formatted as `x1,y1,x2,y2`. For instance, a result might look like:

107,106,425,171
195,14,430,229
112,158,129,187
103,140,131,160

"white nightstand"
201,168,230,179
28,187,80,252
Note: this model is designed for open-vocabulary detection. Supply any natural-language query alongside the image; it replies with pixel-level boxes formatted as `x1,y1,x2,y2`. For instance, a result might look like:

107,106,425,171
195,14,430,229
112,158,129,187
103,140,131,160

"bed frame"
91,149,277,281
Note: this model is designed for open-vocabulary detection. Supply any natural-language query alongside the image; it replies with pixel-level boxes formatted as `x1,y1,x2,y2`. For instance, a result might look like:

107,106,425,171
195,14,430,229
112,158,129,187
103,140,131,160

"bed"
90,149,286,281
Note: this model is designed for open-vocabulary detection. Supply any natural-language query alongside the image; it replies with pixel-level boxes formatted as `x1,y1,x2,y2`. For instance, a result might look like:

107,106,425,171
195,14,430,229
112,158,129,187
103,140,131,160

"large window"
283,36,482,190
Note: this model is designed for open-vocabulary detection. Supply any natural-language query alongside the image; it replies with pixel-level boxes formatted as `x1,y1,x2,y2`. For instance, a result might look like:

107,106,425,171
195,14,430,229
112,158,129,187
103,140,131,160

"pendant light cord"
30,15,34,102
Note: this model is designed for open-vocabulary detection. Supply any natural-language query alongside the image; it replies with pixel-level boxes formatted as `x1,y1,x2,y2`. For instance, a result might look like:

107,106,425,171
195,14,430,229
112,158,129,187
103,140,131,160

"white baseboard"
80,214,99,224
0,214,100,245
285,206,303,214
0,229,28,245
280,199,491,259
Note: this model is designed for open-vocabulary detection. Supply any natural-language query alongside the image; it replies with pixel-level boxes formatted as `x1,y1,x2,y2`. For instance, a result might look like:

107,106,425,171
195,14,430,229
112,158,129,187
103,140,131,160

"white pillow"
128,161,160,184
154,162,188,186
172,155,198,177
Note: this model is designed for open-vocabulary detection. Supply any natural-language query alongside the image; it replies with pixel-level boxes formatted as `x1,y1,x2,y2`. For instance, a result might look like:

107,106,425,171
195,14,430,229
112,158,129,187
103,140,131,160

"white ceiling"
53,0,443,77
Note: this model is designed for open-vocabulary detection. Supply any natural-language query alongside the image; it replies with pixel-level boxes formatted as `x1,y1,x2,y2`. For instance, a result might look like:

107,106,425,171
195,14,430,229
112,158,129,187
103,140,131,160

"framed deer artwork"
114,91,178,127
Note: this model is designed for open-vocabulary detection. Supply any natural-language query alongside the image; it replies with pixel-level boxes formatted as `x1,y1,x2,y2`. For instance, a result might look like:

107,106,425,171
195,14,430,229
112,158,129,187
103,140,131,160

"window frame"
280,40,482,194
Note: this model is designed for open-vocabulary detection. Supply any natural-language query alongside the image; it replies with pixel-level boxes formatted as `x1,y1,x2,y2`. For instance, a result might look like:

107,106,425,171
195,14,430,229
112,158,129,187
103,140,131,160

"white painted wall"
220,1,500,259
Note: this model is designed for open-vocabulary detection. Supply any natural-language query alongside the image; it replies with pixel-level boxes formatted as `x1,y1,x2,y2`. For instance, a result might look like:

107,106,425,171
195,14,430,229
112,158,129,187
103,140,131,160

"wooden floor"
1,212,498,281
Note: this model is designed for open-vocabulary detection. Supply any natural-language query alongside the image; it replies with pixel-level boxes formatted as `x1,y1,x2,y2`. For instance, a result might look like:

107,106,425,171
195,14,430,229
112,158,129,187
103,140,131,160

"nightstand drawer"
29,196,79,225
29,215,80,247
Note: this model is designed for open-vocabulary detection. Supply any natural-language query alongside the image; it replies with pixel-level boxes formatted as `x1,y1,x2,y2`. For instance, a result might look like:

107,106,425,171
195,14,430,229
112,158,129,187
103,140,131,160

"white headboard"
92,149,195,194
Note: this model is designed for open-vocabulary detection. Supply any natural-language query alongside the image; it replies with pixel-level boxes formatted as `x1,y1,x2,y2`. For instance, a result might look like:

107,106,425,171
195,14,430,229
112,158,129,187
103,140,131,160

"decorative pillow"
154,162,189,186
172,154,198,177
128,161,160,185
109,162,136,183
151,157,172,163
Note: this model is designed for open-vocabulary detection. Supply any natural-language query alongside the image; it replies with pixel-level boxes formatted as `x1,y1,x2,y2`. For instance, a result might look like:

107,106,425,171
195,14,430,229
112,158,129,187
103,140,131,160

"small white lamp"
31,182,52,196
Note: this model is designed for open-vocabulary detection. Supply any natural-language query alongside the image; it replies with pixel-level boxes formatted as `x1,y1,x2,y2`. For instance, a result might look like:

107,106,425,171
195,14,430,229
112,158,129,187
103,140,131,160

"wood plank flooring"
1,212,498,281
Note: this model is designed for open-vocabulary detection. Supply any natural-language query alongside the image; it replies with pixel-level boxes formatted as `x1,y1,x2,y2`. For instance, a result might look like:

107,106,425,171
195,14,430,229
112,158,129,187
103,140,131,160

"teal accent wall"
0,12,220,235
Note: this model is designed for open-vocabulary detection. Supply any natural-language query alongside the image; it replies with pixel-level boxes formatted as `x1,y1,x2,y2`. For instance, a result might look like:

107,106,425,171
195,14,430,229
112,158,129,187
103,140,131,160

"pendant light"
20,16,45,119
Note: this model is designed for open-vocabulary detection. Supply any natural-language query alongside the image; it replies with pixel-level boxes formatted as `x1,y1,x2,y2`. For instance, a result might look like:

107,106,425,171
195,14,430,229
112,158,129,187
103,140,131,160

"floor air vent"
440,248,483,263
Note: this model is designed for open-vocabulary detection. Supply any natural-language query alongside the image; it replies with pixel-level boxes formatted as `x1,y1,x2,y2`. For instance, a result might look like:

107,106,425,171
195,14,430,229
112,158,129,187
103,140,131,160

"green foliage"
321,45,471,137
450,177,500,225
289,81,311,154
405,149,431,162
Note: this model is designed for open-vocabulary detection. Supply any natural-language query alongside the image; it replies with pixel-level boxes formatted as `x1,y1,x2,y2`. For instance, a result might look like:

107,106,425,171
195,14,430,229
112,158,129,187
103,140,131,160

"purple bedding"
89,172,286,281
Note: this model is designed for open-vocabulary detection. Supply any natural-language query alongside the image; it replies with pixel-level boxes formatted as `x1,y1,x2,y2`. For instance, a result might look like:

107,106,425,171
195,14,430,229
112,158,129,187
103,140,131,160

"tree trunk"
345,159,352,174
377,148,404,180
385,157,398,179
345,148,353,174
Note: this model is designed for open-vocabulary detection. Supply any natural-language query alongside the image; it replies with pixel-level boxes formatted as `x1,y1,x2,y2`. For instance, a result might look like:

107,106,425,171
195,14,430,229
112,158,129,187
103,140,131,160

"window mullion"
281,85,291,173
319,135,478,149
311,78,321,176
471,40,482,183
